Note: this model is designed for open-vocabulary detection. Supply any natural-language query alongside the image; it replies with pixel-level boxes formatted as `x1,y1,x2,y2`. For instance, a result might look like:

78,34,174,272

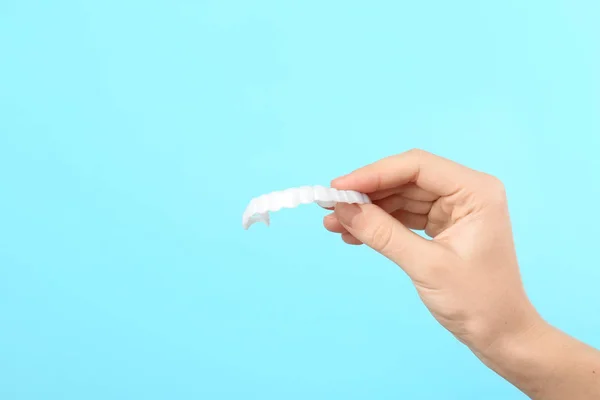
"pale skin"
323,149,600,399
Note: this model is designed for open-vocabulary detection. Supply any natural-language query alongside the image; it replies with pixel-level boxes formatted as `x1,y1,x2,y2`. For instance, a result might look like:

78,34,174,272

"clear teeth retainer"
242,185,371,229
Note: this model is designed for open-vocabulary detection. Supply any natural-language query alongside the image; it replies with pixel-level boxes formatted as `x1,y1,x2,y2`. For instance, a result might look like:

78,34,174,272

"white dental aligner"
242,185,371,229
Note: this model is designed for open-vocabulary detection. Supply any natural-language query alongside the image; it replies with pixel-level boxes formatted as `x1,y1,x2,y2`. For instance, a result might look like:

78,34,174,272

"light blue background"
1,1,599,399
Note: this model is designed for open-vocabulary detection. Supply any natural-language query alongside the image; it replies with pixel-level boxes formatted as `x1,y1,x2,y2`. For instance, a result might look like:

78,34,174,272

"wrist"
472,314,552,367
470,313,559,398
463,295,550,368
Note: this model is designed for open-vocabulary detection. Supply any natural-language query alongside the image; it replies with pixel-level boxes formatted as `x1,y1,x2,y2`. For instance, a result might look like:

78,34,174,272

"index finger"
331,149,478,196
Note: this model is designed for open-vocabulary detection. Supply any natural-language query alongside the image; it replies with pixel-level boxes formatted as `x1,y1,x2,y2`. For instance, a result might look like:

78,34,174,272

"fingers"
323,195,433,234
390,210,428,231
326,210,429,247
377,195,433,215
333,202,442,276
323,213,346,233
324,205,429,234
332,149,478,197
341,232,362,245
329,210,430,247
368,183,439,202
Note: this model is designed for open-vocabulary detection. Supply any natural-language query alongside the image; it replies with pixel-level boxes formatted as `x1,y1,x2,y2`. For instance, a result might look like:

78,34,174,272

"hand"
323,149,542,353
324,149,600,399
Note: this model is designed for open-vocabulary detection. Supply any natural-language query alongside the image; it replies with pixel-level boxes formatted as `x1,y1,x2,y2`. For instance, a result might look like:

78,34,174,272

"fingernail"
334,203,362,227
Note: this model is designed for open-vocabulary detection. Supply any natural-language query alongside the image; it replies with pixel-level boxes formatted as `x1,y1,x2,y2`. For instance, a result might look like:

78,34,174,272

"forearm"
474,320,600,399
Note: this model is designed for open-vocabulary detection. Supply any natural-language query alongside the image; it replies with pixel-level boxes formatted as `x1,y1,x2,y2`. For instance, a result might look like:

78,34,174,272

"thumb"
334,202,434,277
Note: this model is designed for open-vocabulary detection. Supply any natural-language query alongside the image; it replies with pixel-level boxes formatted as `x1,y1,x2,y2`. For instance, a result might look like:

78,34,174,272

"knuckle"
479,173,507,204
369,222,394,252
407,147,425,155
407,148,427,161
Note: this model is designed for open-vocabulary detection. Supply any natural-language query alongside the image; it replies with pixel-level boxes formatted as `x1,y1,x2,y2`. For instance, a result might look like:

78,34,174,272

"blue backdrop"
1,1,599,398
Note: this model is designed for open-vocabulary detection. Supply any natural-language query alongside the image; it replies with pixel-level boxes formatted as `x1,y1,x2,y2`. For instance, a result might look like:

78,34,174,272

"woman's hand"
324,148,541,352
324,149,600,399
